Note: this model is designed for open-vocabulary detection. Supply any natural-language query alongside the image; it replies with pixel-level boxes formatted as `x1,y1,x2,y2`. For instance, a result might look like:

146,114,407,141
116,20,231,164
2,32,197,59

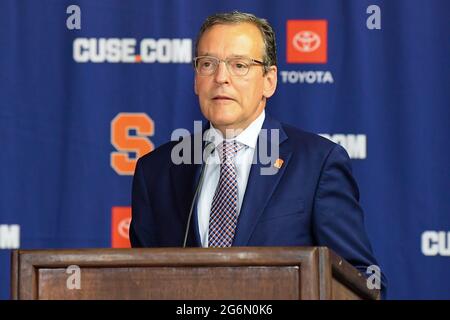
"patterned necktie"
208,140,245,247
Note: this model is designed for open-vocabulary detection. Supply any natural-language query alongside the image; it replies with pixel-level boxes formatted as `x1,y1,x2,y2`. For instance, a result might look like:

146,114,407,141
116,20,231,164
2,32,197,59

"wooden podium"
11,247,379,300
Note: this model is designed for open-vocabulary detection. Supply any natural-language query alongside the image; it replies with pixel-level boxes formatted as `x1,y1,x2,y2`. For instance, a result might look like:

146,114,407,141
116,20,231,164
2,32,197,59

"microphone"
182,141,216,247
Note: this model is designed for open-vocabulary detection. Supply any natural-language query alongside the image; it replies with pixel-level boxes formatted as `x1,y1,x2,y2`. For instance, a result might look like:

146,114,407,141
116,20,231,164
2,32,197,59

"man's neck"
216,126,244,139
213,110,265,139
209,109,266,144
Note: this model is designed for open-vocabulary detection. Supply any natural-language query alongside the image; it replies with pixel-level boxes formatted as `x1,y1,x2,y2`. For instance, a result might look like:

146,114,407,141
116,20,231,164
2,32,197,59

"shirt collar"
205,109,266,149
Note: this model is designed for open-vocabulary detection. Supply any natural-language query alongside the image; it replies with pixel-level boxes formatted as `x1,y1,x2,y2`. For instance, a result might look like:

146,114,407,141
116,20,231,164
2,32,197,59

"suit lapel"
233,116,292,246
170,131,207,247
170,161,200,246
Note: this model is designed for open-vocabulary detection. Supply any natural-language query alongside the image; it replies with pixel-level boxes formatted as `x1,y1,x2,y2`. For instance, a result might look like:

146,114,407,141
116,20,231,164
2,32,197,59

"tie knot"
219,140,245,163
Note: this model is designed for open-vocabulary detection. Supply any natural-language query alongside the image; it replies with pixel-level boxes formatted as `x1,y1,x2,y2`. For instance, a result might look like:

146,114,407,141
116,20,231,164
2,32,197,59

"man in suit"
130,11,386,292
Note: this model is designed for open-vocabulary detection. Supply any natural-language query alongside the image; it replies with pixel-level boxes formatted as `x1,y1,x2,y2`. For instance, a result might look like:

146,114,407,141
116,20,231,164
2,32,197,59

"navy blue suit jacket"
130,115,387,292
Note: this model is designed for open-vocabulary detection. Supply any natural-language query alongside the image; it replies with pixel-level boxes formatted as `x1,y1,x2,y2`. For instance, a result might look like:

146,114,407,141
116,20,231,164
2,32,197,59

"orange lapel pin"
274,158,284,169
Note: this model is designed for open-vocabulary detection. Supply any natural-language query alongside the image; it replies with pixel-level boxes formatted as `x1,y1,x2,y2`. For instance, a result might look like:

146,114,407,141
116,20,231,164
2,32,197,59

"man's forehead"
201,23,262,40
197,53,255,59
197,23,264,57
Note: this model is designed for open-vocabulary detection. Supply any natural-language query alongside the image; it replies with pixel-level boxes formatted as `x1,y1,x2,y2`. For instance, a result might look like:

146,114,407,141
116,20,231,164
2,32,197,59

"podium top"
11,247,380,300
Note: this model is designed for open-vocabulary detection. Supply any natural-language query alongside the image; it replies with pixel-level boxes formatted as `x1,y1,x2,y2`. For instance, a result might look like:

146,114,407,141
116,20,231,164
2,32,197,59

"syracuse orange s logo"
111,113,154,175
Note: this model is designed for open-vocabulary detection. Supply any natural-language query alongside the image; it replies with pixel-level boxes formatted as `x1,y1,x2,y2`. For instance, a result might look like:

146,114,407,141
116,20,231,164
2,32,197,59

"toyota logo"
292,31,321,52
118,217,131,239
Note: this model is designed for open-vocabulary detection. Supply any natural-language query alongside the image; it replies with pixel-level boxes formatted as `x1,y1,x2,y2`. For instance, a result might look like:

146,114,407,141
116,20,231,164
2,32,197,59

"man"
130,11,386,291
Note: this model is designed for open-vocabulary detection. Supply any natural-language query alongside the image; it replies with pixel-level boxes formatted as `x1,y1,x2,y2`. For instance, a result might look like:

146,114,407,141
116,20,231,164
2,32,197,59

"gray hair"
194,11,277,74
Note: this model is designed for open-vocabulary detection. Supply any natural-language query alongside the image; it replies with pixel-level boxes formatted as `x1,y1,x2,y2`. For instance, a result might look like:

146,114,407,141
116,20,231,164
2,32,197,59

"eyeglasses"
193,56,265,77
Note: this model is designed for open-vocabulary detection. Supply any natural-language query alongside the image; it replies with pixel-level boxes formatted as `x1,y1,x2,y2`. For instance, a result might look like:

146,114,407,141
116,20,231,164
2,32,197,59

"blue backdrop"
0,0,449,299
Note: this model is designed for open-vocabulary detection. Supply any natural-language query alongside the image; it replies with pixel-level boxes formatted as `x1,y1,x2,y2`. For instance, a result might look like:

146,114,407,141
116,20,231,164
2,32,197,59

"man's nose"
214,61,230,84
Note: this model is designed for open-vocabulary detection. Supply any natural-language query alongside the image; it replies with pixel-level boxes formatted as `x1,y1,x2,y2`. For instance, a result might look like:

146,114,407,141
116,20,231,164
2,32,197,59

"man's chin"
208,116,243,133
210,117,237,128
206,110,239,126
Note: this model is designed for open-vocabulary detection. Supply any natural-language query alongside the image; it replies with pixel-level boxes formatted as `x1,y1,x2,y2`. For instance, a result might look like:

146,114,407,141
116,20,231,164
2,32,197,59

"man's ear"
263,65,277,98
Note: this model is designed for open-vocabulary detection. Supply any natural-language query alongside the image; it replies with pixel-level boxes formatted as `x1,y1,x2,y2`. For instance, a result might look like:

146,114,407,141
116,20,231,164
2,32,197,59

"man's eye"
232,61,248,69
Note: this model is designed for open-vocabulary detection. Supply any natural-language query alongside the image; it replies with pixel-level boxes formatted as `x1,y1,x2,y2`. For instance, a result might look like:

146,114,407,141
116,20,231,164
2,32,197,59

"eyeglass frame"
193,55,267,77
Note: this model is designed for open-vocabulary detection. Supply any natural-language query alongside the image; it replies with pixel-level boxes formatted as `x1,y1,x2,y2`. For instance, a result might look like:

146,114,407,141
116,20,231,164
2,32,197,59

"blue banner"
0,0,449,299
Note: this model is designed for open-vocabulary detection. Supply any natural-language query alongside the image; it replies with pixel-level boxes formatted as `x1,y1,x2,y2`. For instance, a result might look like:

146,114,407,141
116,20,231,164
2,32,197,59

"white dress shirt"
197,110,266,247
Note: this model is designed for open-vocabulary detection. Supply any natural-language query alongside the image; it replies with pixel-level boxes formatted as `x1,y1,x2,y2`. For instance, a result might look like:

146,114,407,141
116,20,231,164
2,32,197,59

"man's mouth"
212,95,234,101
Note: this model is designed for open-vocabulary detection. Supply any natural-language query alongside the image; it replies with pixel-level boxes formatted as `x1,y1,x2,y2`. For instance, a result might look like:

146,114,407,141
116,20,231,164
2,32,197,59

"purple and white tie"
208,140,245,247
